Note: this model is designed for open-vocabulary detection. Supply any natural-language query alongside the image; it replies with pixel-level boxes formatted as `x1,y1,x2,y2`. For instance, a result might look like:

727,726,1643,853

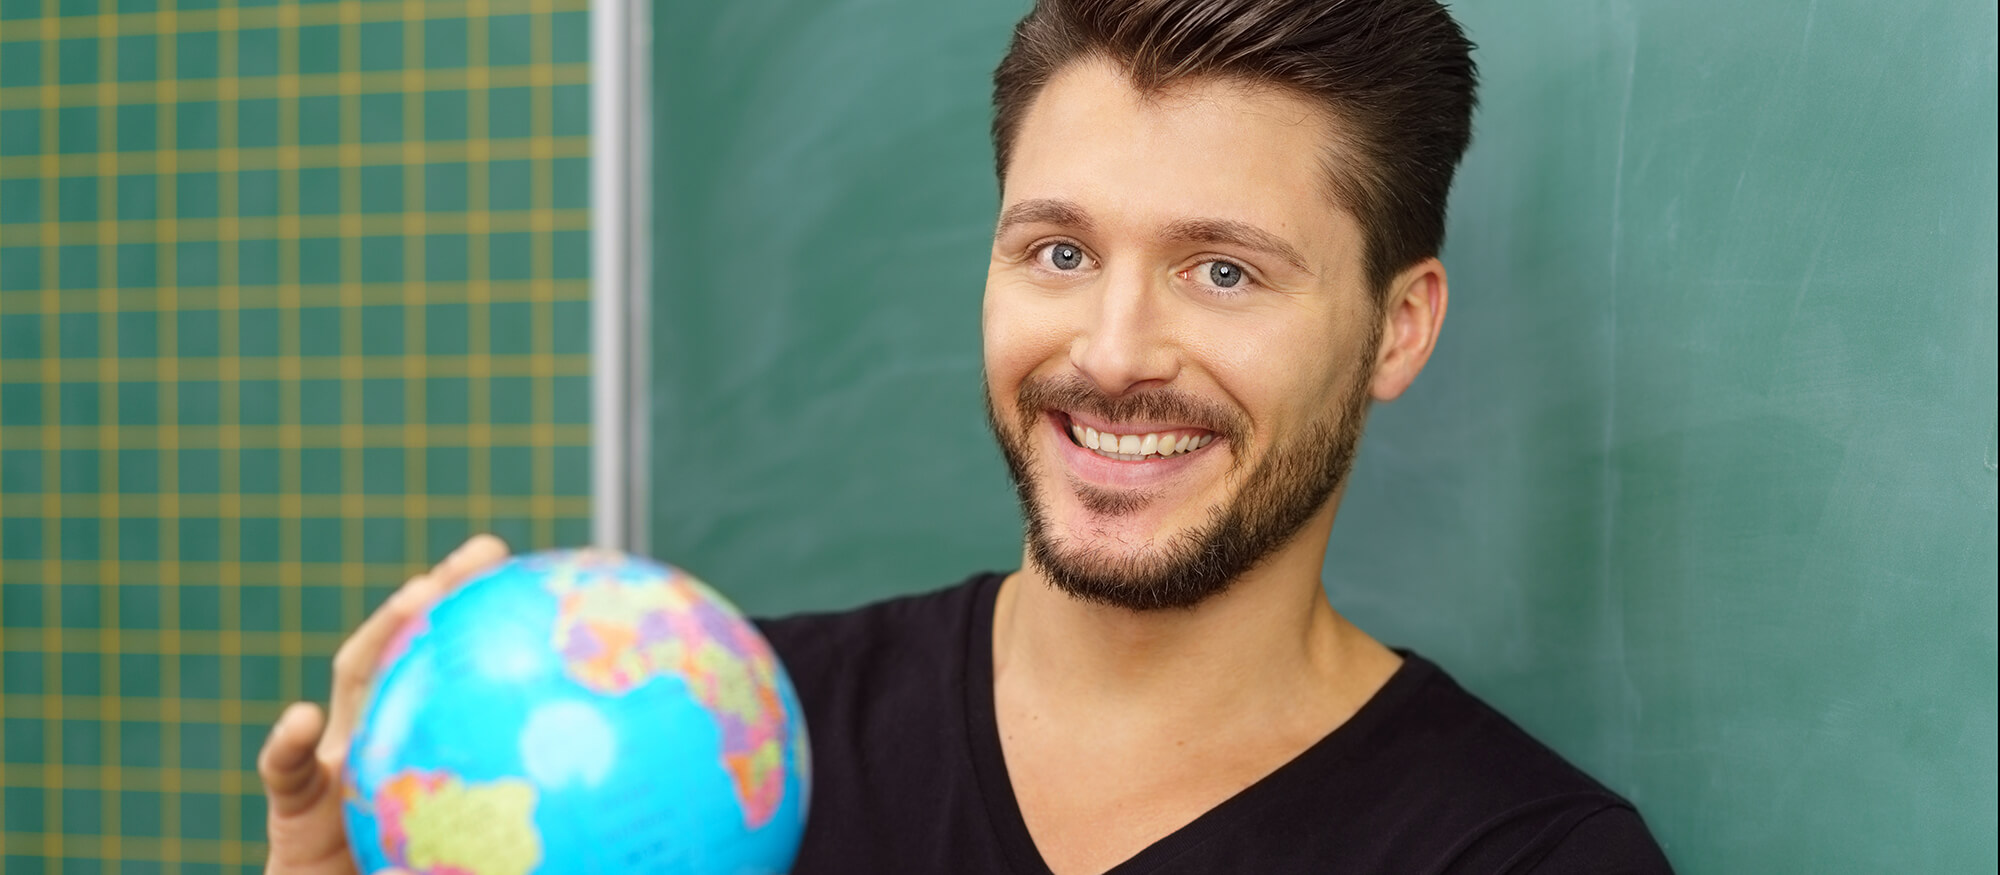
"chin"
984,374,1369,613
1029,509,1247,611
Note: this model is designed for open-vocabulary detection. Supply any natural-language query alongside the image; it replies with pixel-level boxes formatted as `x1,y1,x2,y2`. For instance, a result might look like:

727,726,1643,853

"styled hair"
992,0,1478,295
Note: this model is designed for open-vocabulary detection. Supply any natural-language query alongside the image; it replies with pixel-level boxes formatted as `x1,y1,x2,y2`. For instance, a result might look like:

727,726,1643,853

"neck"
992,503,1394,731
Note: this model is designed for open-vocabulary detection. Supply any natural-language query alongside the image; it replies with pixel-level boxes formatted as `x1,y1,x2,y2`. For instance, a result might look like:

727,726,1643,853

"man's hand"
257,534,511,873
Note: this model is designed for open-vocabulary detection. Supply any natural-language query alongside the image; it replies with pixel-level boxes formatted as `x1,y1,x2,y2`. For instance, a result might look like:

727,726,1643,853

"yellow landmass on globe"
399,776,543,875
725,737,786,808
692,639,765,726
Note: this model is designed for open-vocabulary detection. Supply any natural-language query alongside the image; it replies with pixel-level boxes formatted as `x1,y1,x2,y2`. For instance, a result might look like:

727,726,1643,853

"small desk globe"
342,549,810,874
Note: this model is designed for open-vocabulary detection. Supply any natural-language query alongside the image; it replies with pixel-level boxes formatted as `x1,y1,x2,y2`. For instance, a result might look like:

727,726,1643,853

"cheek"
1196,312,1359,435
982,280,1073,385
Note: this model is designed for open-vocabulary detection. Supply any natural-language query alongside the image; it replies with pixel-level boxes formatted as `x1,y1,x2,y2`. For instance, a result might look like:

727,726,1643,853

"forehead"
1003,59,1357,261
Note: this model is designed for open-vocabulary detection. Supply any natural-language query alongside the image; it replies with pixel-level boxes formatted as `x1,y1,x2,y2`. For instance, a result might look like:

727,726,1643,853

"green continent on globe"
543,551,792,828
376,770,542,875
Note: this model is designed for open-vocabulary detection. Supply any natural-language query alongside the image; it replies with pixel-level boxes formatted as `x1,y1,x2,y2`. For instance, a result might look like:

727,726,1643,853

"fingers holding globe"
340,549,811,874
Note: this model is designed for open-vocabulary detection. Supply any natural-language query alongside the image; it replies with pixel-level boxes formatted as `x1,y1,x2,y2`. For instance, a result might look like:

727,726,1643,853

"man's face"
983,59,1385,610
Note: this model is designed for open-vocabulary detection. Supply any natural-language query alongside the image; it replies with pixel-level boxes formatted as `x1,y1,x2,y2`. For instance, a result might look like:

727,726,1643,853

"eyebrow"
995,198,1094,237
995,198,1312,276
1160,217,1312,276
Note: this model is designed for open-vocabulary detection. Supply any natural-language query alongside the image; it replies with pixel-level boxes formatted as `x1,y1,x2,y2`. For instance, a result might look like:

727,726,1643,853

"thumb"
259,702,355,871
259,702,332,817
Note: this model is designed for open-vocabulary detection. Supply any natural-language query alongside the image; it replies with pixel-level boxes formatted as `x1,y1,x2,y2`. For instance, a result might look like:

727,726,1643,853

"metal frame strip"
589,0,651,553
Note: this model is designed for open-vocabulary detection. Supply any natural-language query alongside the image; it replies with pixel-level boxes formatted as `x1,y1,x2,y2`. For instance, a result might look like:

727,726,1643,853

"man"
262,0,1674,872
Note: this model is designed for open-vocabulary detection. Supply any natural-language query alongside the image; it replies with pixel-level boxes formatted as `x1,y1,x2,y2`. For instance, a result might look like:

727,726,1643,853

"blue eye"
1206,261,1243,288
1045,243,1084,271
1186,260,1250,292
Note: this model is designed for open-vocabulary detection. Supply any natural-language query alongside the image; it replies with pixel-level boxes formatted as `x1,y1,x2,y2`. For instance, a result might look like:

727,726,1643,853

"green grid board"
0,0,591,869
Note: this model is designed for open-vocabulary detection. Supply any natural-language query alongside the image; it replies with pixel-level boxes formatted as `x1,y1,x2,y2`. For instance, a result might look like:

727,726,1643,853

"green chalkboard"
648,1,1028,612
649,1,1998,870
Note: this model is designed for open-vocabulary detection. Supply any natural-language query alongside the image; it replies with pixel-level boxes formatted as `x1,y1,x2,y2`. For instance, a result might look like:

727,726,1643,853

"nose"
1069,263,1180,396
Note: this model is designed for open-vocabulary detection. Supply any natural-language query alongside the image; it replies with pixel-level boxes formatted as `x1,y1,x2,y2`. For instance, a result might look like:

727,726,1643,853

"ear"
1369,257,1449,402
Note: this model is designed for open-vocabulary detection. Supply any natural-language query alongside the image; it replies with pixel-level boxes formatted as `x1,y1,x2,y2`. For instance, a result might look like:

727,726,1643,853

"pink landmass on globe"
376,613,431,672
375,770,449,860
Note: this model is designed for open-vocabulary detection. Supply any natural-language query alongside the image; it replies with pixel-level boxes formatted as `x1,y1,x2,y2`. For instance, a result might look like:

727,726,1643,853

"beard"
986,346,1376,612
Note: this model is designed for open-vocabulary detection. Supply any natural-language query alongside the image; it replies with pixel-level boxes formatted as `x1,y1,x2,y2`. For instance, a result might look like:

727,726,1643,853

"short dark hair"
992,0,1478,295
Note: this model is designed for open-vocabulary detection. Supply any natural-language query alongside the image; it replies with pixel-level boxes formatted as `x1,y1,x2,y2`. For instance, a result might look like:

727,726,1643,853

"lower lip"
1046,413,1215,489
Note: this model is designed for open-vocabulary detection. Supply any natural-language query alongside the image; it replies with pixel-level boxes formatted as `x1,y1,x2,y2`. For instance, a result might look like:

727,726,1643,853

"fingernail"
274,702,309,734
451,534,494,561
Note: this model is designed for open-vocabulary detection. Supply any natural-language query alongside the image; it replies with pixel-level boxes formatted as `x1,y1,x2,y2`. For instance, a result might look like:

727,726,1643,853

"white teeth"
1071,425,1216,461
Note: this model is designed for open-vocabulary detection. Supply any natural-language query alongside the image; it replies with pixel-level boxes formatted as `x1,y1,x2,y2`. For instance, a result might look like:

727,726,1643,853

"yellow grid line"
405,0,432,579
94,0,127,854
0,829,267,868
0,140,590,178
467,0,495,539
0,349,588,375
1,496,594,518
4,627,366,653
11,210,591,242
339,0,369,653
5,0,572,40
0,423,592,447
156,0,186,853
37,5,64,856
0,355,590,382
275,0,307,717
10,761,307,790
531,0,557,550
2,280,593,312
0,65,593,104
3,666,344,696
217,2,247,849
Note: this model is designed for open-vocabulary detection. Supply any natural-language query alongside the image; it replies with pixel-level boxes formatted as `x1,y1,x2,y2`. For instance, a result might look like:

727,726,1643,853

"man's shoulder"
1365,656,1614,809
752,572,999,699
749,573,1001,805
1337,655,1670,872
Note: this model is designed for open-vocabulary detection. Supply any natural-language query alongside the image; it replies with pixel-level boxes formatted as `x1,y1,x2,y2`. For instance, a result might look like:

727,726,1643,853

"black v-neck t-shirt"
756,574,1673,874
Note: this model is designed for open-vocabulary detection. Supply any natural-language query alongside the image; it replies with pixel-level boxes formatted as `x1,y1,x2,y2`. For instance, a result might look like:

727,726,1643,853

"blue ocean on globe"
342,549,810,874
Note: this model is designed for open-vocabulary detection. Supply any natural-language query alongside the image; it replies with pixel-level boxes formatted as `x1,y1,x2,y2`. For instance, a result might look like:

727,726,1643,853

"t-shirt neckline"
958,572,1437,875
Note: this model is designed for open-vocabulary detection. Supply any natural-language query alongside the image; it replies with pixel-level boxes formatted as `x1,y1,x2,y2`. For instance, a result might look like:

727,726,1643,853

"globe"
342,549,810,874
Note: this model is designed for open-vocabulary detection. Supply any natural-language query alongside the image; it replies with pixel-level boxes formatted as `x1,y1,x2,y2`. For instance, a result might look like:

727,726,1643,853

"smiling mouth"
1059,414,1217,462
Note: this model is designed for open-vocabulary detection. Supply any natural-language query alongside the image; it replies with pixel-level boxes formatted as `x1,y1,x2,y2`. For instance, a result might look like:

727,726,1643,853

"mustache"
1014,373,1247,448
